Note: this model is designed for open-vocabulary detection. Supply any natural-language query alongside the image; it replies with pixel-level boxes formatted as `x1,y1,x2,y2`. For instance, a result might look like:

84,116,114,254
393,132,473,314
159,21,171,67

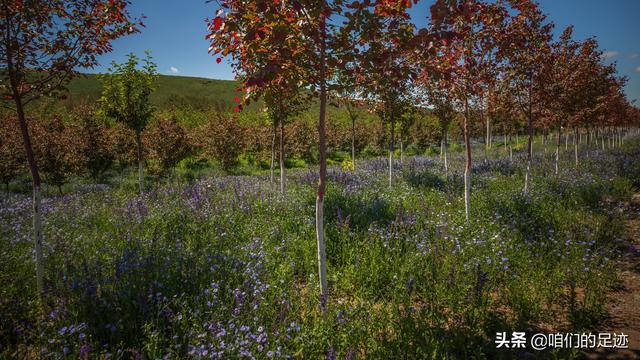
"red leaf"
213,17,222,31
233,106,240,113
233,96,240,103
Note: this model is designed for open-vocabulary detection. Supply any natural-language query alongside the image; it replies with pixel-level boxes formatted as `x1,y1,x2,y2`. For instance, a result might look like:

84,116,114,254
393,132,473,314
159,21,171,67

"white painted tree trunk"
270,120,276,184
443,134,449,176
464,167,471,221
279,118,285,194
316,20,328,303
388,114,394,188
574,127,579,168
463,99,472,221
555,127,560,176
524,98,533,194
136,131,144,195
33,185,44,296
524,160,531,194
485,116,491,150
351,116,356,170
315,196,327,295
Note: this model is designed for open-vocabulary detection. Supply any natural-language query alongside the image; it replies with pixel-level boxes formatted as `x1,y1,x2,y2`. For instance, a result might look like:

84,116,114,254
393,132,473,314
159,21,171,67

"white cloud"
636,66,640,73
630,53,640,59
169,66,180,74
602,51,618,59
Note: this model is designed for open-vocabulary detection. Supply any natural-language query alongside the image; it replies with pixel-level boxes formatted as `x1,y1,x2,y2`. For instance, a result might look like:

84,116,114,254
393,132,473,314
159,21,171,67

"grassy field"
2,139,639,358
66,73,245,109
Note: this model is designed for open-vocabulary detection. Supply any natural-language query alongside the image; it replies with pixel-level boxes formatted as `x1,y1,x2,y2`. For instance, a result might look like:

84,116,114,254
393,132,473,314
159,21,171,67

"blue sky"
92,0,640,103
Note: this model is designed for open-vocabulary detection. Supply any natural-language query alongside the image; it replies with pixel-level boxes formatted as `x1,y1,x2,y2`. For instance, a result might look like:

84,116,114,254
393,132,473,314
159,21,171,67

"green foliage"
99,51,158,134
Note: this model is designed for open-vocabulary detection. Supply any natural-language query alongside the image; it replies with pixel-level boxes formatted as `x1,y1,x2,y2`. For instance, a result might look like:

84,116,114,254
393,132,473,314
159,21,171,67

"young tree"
342,98,363,169
208,0,348,302
501,0,554,193
546,26,583,174
99,51,157,194
422,84,456,175
0,0,141,297
346,3,416,186
264,83,306,194
487,77,519,160
428,0,508,220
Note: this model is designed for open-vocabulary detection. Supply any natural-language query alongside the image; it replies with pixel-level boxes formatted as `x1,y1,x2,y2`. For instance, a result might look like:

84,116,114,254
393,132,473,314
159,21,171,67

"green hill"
67,73,245,109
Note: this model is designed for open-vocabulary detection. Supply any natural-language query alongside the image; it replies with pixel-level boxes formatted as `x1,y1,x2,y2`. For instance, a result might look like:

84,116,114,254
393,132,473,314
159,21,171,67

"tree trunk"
574,126,579,168
279,117,285,194
509,133,513,162
486,115,491,150
523,93,533,194
565,129,569,151
388,112,394,188
443,130,449,176
503,131,507,153
351,114,356,170
14,95,44,298
579,130,583,145
136,130,144,195
316,21,328,303
270,119,276,184
463,98,472,221
555,125,561,176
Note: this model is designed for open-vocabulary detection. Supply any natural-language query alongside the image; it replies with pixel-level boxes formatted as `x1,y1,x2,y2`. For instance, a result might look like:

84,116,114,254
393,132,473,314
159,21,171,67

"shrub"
111,123,138,171
74,108,116,181
31,117,85,193
199,112,246,170
286,119,317,162
143,115,193,175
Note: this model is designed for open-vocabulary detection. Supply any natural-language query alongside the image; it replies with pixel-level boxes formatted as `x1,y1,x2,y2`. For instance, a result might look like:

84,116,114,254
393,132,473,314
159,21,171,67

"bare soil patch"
584,194,640,359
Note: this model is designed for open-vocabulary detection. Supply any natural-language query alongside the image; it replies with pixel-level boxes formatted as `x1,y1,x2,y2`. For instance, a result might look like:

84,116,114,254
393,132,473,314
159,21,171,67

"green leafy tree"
99,51,157,194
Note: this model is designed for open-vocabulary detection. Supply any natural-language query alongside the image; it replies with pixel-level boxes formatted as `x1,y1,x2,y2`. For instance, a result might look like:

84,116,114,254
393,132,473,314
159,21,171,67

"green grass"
66,73,252,110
